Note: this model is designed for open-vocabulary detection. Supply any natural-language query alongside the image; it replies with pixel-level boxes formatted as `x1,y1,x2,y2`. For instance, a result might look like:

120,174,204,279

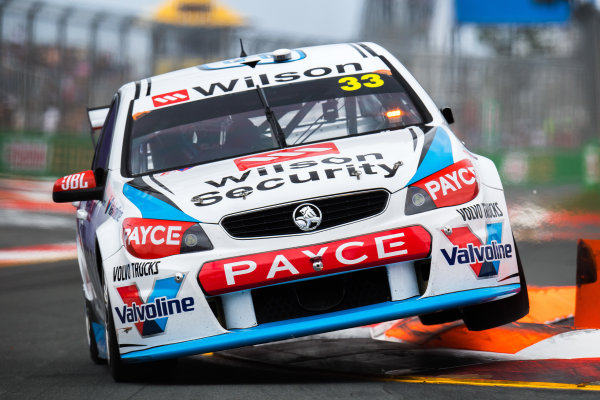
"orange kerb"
384,287,576,354
519,286,575,324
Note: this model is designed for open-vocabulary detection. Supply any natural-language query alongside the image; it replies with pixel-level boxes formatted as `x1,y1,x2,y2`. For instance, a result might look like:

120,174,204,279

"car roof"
142,42,387,99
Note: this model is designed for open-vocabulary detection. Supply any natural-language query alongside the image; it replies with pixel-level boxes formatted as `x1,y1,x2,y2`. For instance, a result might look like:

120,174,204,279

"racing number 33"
339,73,384,91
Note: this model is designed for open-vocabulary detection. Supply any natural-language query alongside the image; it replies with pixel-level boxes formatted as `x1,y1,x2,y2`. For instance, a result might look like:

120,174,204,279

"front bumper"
121,283,520,362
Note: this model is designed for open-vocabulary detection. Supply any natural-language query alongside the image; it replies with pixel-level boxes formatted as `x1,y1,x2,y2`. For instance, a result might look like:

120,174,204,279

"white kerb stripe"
154,97,168,103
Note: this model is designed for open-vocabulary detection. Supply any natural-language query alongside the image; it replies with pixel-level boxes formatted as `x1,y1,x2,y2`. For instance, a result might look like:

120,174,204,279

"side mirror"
87,105,110,146
440,108,454,125
52,170,104,203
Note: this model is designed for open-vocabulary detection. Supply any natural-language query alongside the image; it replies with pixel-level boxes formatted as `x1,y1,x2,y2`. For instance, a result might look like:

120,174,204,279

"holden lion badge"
293,203,322,231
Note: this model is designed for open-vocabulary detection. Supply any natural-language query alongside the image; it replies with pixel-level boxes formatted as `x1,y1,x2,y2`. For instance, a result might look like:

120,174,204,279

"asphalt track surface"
0,211,597,400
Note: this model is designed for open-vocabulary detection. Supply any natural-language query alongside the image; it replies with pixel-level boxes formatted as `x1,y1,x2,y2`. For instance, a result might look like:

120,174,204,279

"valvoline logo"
440,222,512,278
115,275,194,337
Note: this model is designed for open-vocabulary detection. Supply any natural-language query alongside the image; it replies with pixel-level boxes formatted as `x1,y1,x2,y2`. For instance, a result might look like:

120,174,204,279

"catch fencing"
0,0,597,188
403,53,589,152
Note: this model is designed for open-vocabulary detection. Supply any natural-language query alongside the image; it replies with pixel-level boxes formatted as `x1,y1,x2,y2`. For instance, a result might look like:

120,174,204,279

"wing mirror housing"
87,105,110,147
440,107,455,125
52,169,105,203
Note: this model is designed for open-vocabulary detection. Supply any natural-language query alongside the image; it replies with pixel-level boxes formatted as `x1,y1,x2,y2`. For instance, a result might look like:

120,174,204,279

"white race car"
53,42,528,381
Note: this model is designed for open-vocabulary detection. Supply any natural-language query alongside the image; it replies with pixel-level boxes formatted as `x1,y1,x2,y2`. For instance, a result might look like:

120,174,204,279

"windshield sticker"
339,73,385,91
152,89,189,107
193,63,364,98
234,143,339,171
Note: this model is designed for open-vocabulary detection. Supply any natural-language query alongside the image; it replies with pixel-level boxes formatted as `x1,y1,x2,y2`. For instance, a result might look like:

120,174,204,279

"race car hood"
124,126,459,224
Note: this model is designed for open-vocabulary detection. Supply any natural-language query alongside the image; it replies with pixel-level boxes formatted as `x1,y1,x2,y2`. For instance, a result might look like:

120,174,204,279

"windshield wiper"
293,101,345,145
255,85,286,148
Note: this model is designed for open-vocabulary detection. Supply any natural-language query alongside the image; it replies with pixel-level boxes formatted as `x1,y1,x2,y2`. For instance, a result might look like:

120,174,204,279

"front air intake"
220,189,390,238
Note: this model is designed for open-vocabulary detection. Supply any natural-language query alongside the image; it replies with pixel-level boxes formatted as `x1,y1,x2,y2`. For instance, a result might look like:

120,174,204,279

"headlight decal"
404,187,437,215
405,159,478,214
122,218,213,259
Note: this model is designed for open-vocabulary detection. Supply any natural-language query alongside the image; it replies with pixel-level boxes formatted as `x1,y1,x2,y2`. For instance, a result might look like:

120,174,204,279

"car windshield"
128,70,427,175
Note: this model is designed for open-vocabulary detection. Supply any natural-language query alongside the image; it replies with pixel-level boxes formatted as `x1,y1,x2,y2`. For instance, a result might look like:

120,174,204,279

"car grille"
220,189,390,238
251,267,391,324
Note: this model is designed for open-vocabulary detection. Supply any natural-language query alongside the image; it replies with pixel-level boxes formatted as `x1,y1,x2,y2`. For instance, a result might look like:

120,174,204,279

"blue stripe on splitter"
122,284,521,363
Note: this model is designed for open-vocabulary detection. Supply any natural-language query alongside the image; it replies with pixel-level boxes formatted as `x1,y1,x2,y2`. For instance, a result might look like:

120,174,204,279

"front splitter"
121,284,520,362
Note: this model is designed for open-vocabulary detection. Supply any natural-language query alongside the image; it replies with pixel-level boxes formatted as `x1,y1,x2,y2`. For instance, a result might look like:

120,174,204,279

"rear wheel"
461,238,529,331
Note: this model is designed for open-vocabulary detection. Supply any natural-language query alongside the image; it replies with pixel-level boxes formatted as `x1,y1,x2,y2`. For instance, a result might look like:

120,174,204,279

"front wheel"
103,276,178,382
104,280,135,381
461,237,529,331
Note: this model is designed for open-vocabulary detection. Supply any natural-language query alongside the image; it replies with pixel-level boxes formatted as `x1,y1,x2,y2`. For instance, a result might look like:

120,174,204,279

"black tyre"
85,300,106,365
103,277,178,382
104,281,135,381
461,238,529,331
418,308,462,326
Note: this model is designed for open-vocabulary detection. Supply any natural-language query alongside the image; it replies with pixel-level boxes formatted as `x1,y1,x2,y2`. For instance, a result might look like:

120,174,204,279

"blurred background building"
0,0,599,189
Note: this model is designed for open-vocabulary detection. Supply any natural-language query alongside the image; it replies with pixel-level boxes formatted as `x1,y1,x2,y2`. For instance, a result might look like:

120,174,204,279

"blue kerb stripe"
122,283,521,363
123,184,197,223
407,127,454,185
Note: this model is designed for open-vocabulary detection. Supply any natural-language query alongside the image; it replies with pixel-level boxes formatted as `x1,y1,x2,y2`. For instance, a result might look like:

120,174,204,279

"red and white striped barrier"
0,243,77,267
